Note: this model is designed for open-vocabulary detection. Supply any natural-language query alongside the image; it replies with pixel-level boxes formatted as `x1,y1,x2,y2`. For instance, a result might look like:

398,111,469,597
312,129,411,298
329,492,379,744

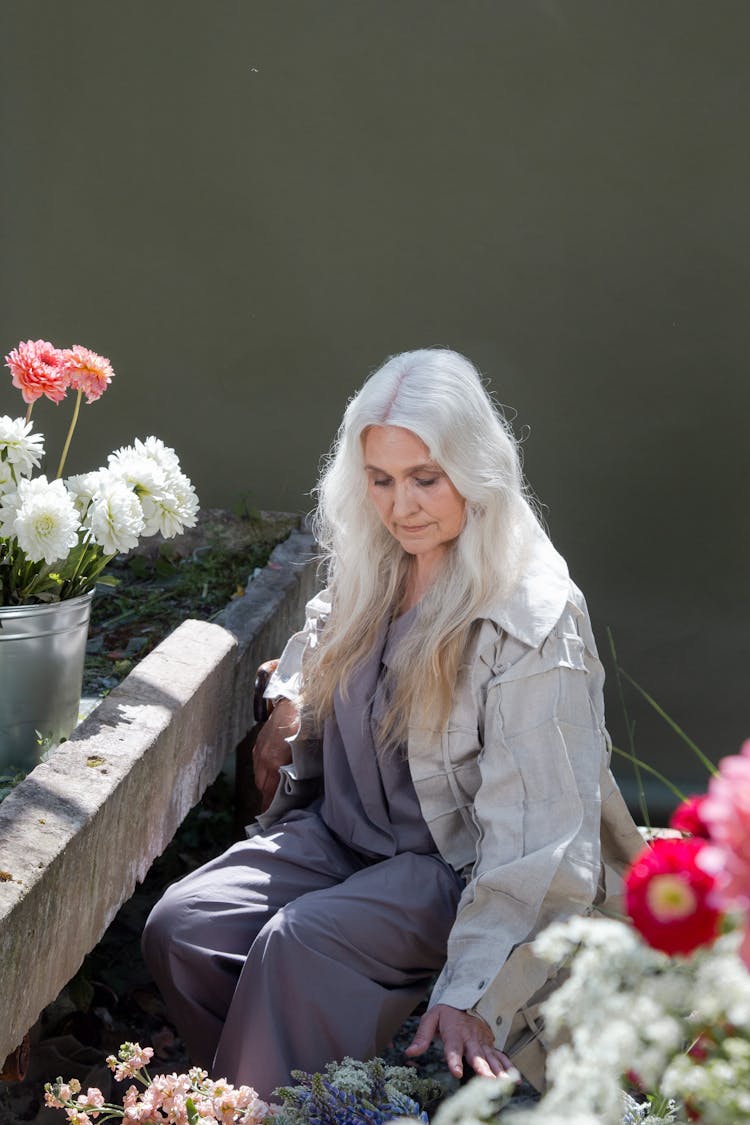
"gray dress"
142,610,464,1099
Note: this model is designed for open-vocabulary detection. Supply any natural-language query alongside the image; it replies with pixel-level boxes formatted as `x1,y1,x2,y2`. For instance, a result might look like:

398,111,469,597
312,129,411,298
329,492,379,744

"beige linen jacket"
259,522,644,1086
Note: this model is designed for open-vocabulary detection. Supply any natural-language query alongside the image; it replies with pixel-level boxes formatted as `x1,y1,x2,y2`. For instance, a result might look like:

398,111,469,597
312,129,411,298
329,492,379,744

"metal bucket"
0,592,93,774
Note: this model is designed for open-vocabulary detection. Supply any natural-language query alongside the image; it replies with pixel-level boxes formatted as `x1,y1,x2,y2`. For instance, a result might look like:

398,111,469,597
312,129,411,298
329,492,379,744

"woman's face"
363,426,466,569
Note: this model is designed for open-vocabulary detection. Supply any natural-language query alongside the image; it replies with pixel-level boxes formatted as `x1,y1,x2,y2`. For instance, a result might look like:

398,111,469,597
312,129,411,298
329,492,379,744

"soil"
82,508,301,698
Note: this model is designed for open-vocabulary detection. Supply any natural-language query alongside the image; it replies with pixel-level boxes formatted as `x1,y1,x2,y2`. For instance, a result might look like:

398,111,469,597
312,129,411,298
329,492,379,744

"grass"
83,512,299,695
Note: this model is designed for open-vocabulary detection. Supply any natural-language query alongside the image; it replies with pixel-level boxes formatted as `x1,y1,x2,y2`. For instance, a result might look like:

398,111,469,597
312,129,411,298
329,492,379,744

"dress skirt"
141,807,464,1099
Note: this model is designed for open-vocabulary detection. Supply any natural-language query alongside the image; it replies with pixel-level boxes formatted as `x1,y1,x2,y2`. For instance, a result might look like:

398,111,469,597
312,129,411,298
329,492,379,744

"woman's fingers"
404,1007,440,1058
464,1043,515,1078
442,1021,490,1078
405,1005,518,1083
444,1042,464,1079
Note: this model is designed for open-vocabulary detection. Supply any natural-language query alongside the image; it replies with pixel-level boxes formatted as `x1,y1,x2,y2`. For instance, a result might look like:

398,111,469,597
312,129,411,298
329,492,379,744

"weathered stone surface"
0,528,319,1065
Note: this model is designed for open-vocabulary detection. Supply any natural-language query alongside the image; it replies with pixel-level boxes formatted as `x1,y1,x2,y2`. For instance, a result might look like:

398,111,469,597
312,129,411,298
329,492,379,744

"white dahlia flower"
0,459,15,495
106,439,198,539
0,415,45,478
107,445,168,501
84,475,145,555
66,470,103,516
133,435,182,475
0,475,81,564
159,471,199,537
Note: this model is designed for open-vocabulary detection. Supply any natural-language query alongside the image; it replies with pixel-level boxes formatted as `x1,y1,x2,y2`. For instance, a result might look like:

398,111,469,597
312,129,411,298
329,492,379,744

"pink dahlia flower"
625,836,723,956
4,339,67,404
61,345,114,403
699,740,750,966
669,794,711,838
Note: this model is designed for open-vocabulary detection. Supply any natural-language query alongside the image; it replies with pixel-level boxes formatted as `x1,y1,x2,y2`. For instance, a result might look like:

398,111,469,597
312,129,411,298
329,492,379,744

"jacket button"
478,980,486,989
496,1016,502,1027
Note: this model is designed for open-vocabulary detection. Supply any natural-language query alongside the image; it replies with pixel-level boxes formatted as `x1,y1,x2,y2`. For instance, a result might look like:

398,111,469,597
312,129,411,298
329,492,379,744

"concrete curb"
0,525,319,1065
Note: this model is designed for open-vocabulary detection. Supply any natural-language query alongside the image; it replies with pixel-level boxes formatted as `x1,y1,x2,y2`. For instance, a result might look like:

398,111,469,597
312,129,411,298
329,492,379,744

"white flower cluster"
429,1072,519,1125
317,1057,426,1101
0,421,198,566
620,1093,680,1125
658,932,750,1124
480,916,750,1125
106,437,199,538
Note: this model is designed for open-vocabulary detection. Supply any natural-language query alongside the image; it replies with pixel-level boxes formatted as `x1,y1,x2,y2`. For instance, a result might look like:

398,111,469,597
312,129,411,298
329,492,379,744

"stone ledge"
215,525,320,744
0,525,319,1065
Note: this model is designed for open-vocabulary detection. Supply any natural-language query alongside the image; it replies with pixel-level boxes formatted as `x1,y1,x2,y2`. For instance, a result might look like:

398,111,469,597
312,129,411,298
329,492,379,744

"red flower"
687,1032,713,1062
670,795,711,838
625,837,723,956
624,1069,644,1092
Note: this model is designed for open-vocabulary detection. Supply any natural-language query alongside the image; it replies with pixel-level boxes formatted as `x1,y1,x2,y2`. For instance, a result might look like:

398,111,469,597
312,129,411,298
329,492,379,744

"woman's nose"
392,482,418,517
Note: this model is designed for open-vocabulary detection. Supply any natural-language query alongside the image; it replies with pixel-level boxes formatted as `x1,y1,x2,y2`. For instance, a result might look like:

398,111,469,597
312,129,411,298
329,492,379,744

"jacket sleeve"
264,588,331,705
429,599,606,1047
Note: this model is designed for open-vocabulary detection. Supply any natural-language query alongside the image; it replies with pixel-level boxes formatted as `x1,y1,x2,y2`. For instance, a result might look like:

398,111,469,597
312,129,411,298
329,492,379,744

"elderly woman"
142,349,643,1098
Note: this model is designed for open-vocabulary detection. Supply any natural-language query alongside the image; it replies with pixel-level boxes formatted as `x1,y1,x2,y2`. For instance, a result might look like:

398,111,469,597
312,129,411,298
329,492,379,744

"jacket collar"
484,512,570,648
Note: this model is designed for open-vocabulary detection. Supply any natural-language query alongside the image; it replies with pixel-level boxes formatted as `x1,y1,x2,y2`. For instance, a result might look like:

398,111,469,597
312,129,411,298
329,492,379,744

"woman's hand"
405,1003,515,1081
252,697,300,811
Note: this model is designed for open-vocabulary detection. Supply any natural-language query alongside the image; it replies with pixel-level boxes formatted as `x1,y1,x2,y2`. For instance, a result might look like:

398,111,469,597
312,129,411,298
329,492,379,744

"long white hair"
304,348,539,744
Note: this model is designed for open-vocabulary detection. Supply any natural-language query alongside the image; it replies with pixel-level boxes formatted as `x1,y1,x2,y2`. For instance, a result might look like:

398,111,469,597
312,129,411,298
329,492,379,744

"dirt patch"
83,508,300,697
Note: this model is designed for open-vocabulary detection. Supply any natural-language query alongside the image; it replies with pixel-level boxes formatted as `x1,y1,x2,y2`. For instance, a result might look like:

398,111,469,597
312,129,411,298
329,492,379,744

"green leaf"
128,555,150,580
96,574,120,588
155,555,179,580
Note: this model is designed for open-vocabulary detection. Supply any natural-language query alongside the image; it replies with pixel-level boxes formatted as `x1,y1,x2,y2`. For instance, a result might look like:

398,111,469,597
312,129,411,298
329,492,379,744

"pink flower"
60,346,114,404
670,795,711,838
698,739,750,967
65,1112,92,1125
107,1042,154,1081
701,741,750,908
625,836,723,956
122,1086,140,1109
5,339,67,404
82,1089,105,1112
46,1045,267,1125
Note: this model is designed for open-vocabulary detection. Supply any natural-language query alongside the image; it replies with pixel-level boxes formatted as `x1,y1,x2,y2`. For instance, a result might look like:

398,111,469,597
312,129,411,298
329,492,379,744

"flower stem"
618,667,718,777
610,744,687,802
56,389,82,479
25,403,33,424
607,627,651,829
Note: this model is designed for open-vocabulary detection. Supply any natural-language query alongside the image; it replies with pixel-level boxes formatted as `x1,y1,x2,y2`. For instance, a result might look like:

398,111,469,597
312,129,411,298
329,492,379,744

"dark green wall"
2,1,748,812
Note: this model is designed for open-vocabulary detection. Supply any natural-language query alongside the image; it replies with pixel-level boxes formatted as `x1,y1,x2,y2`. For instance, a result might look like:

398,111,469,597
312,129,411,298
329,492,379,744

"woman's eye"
372,478,391,488
415,477,438,488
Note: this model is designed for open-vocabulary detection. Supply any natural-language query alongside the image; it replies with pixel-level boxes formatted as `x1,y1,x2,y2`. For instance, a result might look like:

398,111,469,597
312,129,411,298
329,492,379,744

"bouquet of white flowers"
0,339,198,604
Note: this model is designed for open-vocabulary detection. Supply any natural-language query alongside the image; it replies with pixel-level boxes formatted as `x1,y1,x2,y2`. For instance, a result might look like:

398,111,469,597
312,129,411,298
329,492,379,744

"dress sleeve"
429,600,606,1044
264,588,331,704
